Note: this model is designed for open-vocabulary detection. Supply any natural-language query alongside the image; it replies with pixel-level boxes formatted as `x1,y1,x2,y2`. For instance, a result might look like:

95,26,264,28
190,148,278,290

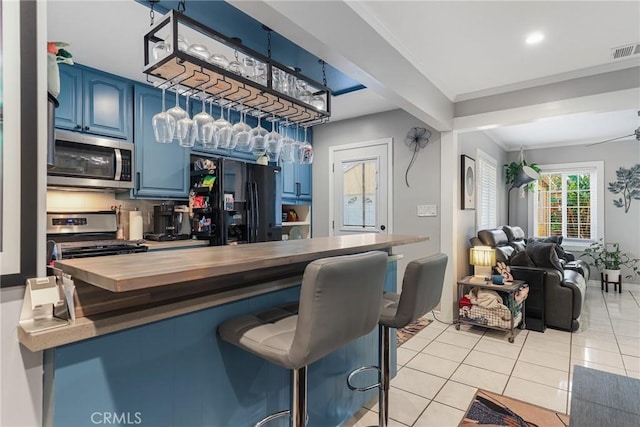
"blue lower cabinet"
46,261,398,427
133,85,190,199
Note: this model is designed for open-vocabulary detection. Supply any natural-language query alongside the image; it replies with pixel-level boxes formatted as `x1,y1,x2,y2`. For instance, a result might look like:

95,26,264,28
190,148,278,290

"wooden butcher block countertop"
55,234,427,293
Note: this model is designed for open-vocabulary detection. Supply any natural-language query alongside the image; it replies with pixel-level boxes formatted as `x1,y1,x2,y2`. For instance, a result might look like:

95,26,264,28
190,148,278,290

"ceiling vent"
611,42,640,60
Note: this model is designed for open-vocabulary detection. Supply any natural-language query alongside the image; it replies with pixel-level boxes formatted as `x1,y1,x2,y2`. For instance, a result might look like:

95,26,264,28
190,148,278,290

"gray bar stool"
347,253,448,427
218,251,389,427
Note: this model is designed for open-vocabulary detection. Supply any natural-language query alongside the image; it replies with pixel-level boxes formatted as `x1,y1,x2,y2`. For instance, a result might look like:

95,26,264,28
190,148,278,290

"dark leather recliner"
471,226,588,332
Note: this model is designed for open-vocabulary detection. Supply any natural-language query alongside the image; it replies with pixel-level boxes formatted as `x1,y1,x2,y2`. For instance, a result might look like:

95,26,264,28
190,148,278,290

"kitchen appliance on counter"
146,204,191,241
47,211,148,260
47,130,134,191
190,156,282,245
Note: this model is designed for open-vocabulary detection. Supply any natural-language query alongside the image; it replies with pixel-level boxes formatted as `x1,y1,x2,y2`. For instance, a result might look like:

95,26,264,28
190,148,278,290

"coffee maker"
146,204,184,241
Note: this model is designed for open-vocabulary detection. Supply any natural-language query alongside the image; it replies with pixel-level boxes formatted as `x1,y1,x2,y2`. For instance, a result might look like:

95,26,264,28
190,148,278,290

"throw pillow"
527,236,569,261
510,251,536,267
526,241,564,272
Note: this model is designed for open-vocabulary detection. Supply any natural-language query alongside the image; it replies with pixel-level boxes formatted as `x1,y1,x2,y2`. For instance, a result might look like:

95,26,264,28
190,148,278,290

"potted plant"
504,160,541,191
580,239,640,281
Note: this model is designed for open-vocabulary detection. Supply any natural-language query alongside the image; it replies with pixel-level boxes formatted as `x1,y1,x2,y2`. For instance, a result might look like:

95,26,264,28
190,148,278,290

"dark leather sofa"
471,226,589,332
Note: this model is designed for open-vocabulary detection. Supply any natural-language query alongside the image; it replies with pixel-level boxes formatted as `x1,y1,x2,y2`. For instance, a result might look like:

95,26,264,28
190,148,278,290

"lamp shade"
511,165,539,189
469,246,496,267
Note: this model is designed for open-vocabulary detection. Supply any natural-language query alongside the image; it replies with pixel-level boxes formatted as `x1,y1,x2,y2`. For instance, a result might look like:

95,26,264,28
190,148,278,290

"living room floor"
344,282,640,426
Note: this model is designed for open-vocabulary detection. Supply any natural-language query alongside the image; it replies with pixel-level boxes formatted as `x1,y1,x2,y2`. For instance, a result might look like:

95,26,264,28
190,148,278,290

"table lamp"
470,246,496,278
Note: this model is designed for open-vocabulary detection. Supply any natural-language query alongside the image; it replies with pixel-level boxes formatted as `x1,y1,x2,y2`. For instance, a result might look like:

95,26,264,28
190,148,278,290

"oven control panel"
52,217,88,226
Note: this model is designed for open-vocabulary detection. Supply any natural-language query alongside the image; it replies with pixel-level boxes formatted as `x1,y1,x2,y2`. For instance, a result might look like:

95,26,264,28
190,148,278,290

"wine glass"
200,98,219,149
187,44,211,61
176,93,195,147
243,57,256,80
296,80,312,105
311,94,326,111
279,122,295,163
291,124,303,163
299,127,313,164
152,86,176,143
215,105,234,149
250,116,268,157
232,110,253,152
254,62,268,86
166,87,188,128
208,53,230,69
265,118,281,162
227,51,246,76
192,91,214,144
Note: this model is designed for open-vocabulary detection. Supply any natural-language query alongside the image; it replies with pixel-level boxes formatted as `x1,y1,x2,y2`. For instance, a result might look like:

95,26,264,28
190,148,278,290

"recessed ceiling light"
526,32,545,45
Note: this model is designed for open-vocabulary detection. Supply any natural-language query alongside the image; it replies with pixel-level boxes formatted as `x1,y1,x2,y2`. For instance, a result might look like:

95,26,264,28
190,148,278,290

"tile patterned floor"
343,283,640,426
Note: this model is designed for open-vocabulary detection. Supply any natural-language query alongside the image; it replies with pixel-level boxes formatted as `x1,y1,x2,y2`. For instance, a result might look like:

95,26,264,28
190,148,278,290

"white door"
330,139,391,236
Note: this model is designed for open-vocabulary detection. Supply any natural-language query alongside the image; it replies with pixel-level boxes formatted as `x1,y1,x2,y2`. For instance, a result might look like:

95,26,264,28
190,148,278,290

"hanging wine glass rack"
143,10,331,126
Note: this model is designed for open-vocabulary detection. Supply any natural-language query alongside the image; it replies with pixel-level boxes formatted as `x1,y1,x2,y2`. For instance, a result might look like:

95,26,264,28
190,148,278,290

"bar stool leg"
291,366,307,427
379,325,390,427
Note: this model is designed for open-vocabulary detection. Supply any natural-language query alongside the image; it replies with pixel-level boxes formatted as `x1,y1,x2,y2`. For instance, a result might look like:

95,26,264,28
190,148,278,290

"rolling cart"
456,276,526,343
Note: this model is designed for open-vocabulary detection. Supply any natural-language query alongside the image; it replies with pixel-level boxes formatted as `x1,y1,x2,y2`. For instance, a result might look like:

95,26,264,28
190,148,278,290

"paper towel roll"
129,210,143,241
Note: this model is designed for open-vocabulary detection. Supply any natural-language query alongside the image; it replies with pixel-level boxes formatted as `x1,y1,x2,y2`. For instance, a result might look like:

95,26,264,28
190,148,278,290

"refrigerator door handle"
246,181,254,243
253,182,260,242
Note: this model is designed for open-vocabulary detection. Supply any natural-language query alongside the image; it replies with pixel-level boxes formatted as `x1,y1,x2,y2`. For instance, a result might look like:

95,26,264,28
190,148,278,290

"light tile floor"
343,283,640,426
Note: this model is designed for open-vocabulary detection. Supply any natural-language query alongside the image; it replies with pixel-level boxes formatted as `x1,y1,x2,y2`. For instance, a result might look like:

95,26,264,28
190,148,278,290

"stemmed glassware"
232,110,253,152
215,105,234,149
250,116,268,157
279,121,295,163
299,126,313,164
291,124,303,163
192,90,215,145
265,117,282,162
152,86,176,143
201,98,219,149
166,86,189,134
176,93,195,148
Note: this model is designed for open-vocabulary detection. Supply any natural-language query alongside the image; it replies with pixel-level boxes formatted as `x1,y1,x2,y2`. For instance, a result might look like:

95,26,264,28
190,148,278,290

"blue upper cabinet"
82,70,132,140
281,162,312,204
55,65,83,131
133,85,190,199
281,127,312,204
55,64,132,141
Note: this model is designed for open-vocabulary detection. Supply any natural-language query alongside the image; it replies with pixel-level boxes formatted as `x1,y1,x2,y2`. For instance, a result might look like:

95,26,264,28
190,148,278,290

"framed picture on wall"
461,155,476,210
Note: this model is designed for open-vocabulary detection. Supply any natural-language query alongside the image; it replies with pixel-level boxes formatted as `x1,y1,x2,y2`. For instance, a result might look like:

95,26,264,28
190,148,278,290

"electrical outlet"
417,204,437,217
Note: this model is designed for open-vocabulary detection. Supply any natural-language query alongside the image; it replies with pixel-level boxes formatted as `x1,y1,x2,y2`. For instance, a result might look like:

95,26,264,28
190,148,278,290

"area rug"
460,389,569,427
396,317,432,347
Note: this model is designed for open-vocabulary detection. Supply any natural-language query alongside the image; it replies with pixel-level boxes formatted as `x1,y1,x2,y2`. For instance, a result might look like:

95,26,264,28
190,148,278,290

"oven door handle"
114,148,123,181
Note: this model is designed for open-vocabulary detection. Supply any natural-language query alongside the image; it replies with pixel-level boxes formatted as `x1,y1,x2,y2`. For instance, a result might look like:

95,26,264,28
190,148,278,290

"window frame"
529,161,604,251
475,149,498,232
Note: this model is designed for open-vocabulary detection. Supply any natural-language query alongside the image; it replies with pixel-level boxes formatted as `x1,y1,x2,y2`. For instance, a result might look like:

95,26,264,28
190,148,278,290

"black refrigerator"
219,158,282,244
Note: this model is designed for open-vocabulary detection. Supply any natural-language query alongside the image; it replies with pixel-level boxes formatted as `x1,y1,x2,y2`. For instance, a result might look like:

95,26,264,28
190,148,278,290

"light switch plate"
417,204,437,217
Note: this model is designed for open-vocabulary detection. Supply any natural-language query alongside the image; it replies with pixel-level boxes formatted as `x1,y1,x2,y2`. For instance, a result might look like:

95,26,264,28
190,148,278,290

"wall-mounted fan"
587,110,640,146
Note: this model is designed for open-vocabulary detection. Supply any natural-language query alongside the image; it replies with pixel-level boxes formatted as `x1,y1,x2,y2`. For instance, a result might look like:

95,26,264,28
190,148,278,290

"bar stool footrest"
347,365,381,392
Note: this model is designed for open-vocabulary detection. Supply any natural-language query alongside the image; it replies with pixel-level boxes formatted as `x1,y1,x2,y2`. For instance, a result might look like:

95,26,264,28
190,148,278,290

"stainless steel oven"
47,130,134,190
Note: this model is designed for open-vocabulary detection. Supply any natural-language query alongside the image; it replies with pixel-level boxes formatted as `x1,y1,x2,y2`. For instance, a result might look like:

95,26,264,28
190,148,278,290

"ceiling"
48,1,640,148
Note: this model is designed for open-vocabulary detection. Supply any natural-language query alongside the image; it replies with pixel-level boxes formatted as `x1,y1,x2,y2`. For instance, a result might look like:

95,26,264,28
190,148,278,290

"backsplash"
46,190,172,237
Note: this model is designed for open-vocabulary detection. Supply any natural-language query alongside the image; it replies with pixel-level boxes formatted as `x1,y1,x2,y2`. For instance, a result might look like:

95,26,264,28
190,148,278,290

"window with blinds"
533,166,598,240
476,151,497,231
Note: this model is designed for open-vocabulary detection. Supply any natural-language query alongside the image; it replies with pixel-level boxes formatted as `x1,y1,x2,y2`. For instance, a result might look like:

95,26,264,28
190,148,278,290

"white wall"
313,109,441,290
456,131,509,280
511,140,640,283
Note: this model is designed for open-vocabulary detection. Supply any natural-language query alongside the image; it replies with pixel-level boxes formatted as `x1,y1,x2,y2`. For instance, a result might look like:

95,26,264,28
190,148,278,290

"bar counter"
20,234,426,427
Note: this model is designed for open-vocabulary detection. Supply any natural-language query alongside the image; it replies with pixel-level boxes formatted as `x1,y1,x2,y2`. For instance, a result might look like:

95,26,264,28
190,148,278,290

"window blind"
477,153,497,231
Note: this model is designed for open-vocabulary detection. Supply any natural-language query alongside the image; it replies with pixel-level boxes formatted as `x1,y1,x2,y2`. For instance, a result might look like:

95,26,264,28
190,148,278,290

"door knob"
380,225,386,231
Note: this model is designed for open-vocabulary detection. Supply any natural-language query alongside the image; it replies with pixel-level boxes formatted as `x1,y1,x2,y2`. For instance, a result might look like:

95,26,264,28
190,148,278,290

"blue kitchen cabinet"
54,64,132,140
281,127,312,204
282,162,312,204
55,65,83,131
133,85,190,199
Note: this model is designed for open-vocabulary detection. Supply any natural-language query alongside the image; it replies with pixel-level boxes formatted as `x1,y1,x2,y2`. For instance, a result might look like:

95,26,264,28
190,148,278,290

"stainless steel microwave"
48,130,134,191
